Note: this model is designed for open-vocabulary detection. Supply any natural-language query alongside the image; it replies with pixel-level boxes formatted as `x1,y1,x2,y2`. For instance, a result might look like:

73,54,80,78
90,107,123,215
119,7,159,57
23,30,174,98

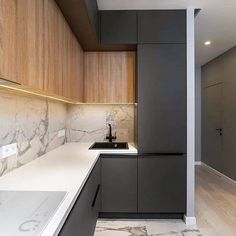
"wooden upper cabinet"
84,52,136,103
43,0,84,101
15,0,45,89
0,0,84,102
0,0,18,83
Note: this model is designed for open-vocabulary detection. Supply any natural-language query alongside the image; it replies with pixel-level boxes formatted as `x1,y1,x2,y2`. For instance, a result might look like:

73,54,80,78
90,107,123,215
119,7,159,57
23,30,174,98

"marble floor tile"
95,220,202,236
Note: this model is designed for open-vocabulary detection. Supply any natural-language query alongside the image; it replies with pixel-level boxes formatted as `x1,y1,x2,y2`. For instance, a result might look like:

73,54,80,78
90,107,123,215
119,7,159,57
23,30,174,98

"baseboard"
184,215,196,225
99,212,184,219
201,162,236,186
195,161,202,165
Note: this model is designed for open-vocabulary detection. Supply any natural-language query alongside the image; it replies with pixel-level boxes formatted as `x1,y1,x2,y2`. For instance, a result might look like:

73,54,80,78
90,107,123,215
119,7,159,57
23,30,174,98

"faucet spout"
106,123,116,142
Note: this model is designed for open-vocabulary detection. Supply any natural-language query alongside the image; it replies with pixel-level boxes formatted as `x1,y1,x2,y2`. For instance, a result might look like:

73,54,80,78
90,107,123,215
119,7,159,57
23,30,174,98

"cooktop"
0,190,66,235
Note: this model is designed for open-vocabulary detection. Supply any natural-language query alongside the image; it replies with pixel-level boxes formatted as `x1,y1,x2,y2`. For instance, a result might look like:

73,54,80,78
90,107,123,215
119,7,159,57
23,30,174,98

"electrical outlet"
58,129,66,138
0,143,17,160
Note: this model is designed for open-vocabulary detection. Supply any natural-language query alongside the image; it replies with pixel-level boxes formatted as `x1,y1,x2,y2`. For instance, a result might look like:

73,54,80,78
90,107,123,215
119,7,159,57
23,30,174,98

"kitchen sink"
89,142,129,150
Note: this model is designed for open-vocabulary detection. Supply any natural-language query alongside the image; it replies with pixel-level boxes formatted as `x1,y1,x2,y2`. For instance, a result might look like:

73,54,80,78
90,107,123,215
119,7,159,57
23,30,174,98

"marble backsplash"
67,104,134,143
0,93,67,176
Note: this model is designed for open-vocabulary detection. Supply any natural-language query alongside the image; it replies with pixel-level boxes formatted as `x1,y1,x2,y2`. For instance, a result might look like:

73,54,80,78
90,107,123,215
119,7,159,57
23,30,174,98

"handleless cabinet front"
137,44,186,154
138,10,186,43
101,155,137,213
100,11,137,44
138,155,186,213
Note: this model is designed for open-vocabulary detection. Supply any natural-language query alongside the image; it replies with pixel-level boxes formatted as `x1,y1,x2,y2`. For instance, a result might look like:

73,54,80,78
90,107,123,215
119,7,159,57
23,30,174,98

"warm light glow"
204,41,212,46
0,84,136,105
0,84,75,104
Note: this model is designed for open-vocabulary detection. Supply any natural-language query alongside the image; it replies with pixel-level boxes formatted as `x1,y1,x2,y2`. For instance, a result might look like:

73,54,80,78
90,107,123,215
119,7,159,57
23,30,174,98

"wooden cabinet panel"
15,0,44,89
0,0,18,83
0,0,84,102
43,0,84,101
84,52,136,103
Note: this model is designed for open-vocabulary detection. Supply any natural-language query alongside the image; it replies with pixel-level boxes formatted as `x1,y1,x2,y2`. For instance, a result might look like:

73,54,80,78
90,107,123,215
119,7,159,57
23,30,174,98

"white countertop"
0,142,137,236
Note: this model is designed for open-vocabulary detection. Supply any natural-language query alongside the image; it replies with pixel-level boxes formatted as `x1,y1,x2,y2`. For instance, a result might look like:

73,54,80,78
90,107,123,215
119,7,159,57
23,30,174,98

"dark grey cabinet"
59,160,101,236
101,154,137,213
137,44,186,154
138,10,186,43
100,11,137,44
84,0,100,39
138,155,186,213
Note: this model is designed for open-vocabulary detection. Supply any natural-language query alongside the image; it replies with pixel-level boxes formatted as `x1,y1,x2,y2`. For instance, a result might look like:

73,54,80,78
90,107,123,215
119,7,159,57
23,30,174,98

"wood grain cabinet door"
84,52,136,103
0,0,84,102
0,0,18,84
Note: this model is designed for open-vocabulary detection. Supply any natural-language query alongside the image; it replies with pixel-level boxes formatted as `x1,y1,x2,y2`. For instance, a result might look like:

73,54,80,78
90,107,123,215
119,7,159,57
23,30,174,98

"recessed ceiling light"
204,41,212,46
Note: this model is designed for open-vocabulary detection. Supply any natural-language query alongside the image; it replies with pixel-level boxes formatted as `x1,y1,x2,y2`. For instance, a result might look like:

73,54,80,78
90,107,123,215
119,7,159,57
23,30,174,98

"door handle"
216,128,222,136
92,184,100,208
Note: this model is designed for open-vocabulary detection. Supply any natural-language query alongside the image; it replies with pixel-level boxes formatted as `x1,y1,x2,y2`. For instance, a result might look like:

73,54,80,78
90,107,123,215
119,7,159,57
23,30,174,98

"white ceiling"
97,0,236,67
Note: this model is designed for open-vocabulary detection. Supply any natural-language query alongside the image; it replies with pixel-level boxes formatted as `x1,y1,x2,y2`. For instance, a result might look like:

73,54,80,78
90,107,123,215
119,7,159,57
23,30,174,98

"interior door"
202,83,223,172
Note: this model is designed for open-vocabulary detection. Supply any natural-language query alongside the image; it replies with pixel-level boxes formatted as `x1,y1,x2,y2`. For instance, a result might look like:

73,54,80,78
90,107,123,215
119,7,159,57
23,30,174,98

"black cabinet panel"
101,155,137,213
138,10,186,43
84,0,100,39
101,11,137,44
59,160,100,236
137,44,186,153
138,155,186,213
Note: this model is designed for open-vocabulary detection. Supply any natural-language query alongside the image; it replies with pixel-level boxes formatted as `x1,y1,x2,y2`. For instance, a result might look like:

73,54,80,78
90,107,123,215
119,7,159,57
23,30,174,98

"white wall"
186,8,196,225
195,67,201,162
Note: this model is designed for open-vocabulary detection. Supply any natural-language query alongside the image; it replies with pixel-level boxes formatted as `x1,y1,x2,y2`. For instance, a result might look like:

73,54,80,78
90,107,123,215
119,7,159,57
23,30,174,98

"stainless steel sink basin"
89,142,129,150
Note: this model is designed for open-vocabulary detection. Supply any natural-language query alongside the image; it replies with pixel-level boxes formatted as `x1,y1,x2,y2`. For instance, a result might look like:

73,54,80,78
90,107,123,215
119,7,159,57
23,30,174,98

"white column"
185,7,196,225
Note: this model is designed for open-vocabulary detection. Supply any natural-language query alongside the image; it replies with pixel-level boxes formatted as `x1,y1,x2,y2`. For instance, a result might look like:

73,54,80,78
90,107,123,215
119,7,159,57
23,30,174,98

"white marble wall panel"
0,93,67,176
67,104,134,143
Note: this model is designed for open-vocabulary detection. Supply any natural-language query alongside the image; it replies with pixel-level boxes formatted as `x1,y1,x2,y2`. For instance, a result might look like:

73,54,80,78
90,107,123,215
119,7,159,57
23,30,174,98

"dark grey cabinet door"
101,155,137,213
138,10,186,43
138,155,186,213
137,44,186,154
100,11,137,44
84,0,100,39
59,160,100,236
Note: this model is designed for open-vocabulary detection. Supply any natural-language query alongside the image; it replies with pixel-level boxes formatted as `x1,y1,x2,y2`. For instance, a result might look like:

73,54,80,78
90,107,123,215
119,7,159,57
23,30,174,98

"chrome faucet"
106,123,116,142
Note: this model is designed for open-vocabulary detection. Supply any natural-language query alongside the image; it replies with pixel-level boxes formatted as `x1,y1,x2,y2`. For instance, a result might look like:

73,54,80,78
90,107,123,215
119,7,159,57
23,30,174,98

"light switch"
0,143,17,160
58,129,66,138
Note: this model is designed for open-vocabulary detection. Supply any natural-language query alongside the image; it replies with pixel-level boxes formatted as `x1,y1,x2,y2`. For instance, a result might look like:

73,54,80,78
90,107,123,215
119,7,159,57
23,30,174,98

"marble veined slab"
95,220,202,236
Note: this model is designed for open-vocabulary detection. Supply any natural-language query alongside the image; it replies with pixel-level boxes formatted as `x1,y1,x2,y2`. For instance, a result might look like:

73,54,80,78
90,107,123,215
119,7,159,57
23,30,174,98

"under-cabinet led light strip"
0,84,136,105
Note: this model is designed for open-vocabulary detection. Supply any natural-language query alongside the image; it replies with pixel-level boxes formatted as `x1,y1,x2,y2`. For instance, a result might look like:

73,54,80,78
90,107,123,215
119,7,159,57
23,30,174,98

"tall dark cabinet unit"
137,10,187,214
100,11,137,44
137,44,186,153
84,0,100,39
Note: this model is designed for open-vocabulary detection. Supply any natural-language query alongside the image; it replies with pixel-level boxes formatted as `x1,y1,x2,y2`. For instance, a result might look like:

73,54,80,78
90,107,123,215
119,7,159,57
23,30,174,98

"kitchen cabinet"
100,154,137,213
0,0,84,101
138,10,186,43
84,0,100,40
137,44,186,153
0,0,18,84
138,155,186,213
100,11,137,44
59,160,101,236
84,52,136,103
